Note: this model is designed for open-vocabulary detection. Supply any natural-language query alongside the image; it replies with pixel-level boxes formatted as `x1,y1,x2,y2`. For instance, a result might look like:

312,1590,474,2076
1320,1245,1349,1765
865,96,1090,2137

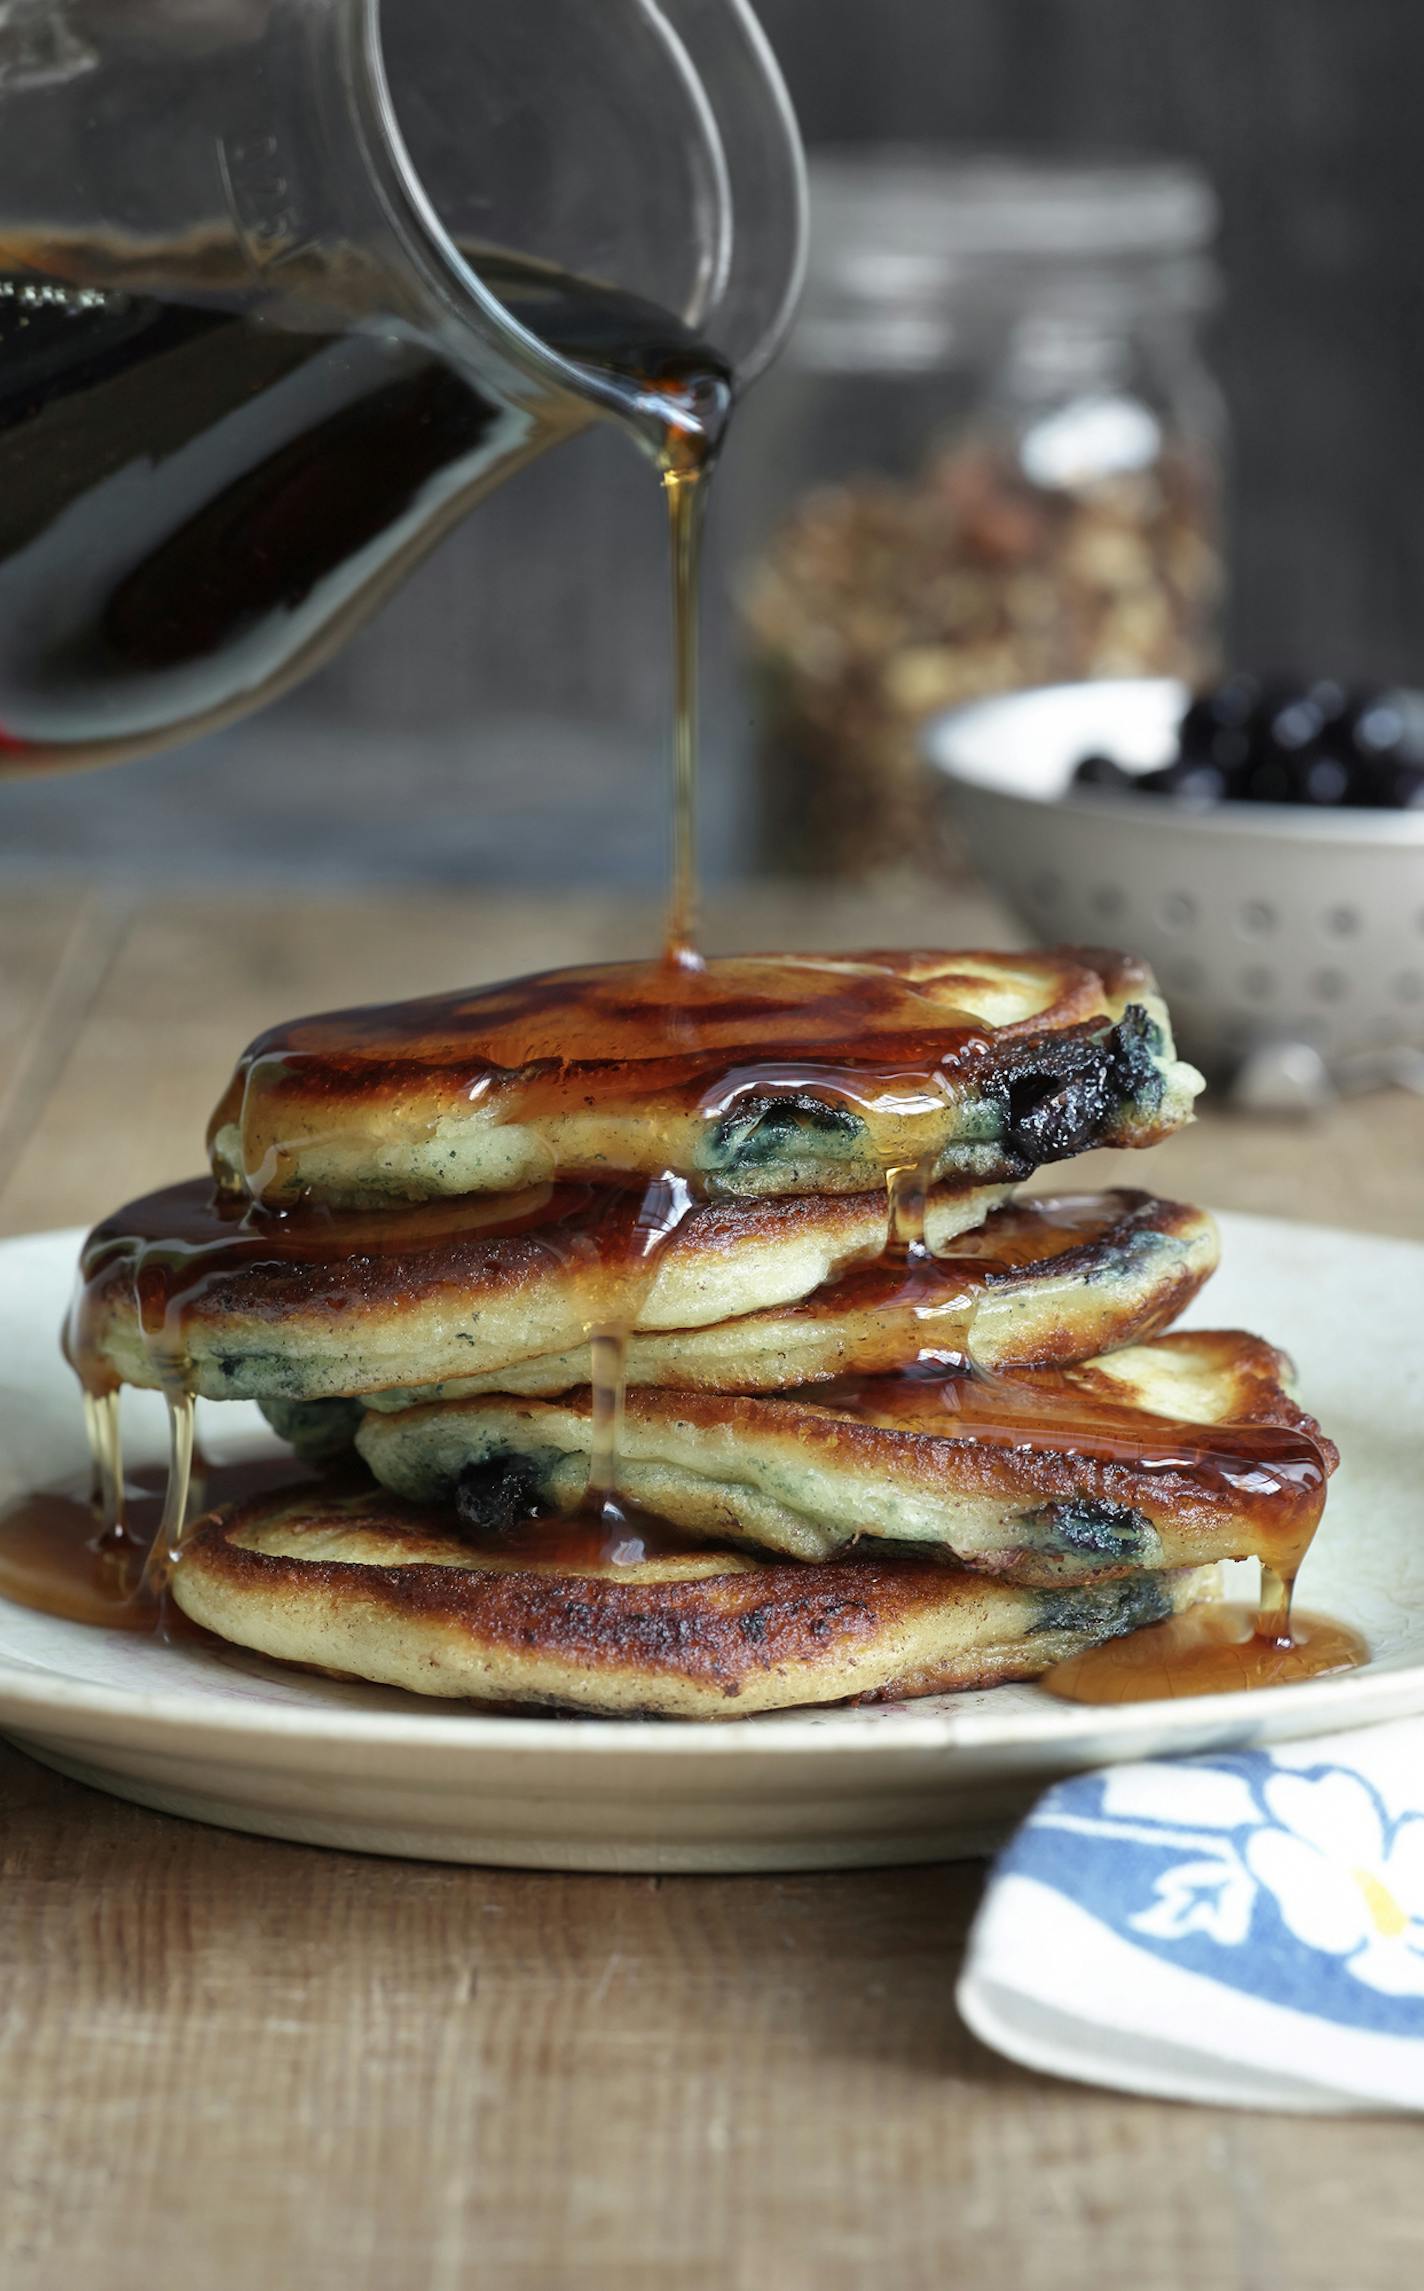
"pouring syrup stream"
662,462,709,973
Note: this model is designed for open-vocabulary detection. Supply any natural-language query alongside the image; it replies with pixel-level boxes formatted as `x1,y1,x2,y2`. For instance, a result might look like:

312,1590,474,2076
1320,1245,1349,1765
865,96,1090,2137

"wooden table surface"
2,881,1421,2291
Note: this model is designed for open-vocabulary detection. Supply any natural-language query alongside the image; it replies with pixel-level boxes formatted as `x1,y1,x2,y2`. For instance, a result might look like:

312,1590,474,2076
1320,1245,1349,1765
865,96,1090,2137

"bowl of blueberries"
925,675,1424,1094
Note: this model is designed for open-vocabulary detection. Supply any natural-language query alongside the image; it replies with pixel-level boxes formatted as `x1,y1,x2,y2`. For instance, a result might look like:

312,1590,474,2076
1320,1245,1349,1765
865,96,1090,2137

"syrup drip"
584,1328,627,1520
56,1383,199,1615
80,1386,125,1537
574,1169,698,1532
142,1388,196,1597
1256,1559,1292,1642
880,1158,981,1367
100,1208,204,1588
885,1160,930,1263
637,269,728,972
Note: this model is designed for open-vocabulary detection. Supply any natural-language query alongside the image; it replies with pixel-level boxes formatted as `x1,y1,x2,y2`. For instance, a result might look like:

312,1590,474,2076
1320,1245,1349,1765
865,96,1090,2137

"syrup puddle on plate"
1044,1568,1367,1705
0,1452,312,1635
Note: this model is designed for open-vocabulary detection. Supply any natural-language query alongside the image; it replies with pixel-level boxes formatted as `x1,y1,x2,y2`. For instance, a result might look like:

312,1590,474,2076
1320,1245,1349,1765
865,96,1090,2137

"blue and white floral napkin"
958,1721,1424,2112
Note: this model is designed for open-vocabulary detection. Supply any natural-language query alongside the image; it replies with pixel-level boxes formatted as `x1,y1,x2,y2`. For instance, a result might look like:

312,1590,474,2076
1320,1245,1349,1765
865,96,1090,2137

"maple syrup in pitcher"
0,232,730,791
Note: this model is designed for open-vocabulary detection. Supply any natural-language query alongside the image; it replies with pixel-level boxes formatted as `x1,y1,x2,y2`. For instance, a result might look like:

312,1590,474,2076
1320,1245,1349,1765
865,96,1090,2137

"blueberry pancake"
207,947,1202,1208
169,1483,1219,1718
70,1170,1016,1405
357,1191,1218,1406
355,1331,1336,1588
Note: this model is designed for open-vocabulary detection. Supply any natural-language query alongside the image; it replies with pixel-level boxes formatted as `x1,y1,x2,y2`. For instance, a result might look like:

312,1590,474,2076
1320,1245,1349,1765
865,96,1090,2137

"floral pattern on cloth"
1000,1752,1424,2032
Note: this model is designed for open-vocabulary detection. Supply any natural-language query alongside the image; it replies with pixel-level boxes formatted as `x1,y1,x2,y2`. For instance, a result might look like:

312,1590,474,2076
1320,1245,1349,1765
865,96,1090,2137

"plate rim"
3,1644,1424,1763
2,1209,1421,1765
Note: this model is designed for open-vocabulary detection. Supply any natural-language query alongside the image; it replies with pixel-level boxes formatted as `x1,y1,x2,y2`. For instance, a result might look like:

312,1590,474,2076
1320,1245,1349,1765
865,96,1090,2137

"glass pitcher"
0,0,805,769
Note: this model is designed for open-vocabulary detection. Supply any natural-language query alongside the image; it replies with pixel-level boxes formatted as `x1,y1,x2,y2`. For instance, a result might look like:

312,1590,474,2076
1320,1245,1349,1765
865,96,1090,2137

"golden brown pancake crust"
171,1485,1218,1718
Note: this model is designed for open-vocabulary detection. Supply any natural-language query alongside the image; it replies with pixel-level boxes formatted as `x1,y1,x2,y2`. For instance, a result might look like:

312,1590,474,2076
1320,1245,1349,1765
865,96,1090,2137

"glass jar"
735,151,1225,874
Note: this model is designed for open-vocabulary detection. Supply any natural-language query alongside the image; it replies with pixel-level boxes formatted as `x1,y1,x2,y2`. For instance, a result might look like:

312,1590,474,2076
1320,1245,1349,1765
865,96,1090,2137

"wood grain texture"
3,1734,1420,2291
0,889,125,1177
1,886,1421,2289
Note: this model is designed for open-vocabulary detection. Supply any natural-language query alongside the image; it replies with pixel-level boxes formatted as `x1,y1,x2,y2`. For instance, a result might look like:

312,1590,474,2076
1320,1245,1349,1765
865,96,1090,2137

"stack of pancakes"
69,948,1338,1717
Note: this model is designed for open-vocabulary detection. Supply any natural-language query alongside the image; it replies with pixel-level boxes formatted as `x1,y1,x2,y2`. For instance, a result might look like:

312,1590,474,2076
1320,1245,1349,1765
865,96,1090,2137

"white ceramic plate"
1,1213,1420,1872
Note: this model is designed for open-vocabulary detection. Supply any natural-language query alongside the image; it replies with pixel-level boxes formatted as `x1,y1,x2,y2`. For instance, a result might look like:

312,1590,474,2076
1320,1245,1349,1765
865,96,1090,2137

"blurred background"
2,0,1422,894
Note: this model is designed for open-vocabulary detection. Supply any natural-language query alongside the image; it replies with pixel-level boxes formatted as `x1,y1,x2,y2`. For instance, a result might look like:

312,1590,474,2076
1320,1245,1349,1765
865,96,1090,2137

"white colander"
926,677,1424,1087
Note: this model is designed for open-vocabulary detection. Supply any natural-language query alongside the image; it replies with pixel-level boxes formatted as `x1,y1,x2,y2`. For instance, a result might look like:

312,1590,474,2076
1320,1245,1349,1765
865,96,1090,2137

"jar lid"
809,150,1215,268
795,150,1218,368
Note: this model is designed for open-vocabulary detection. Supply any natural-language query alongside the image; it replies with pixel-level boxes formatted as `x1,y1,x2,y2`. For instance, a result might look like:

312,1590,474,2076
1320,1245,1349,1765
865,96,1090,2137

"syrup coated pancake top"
207,947,1202,1205
67,1170,1015,1403
69,1184,1214,1409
